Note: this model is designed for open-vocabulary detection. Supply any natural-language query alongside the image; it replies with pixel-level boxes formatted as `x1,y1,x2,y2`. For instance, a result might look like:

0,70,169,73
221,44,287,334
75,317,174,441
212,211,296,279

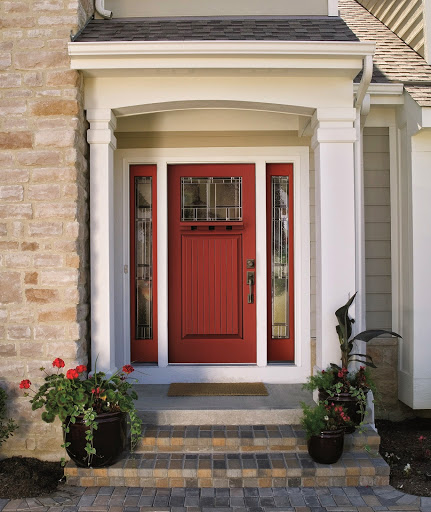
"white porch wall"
103,0,329,17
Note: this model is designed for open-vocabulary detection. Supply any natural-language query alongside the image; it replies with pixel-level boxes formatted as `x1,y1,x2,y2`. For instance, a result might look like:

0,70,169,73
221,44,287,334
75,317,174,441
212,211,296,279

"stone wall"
0,0,92,460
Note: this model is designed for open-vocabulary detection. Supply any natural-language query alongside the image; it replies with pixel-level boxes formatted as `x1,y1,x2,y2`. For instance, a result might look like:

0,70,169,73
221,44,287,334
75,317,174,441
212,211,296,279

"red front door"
168,164,256,363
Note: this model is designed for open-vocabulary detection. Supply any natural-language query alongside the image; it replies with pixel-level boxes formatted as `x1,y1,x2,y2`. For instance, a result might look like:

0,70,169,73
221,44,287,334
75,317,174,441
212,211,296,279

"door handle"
247,271,255,304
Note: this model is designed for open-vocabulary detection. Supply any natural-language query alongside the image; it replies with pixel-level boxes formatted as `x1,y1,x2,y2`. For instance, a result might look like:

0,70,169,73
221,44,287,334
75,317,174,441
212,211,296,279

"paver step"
136,424,381,453
64,450,390,488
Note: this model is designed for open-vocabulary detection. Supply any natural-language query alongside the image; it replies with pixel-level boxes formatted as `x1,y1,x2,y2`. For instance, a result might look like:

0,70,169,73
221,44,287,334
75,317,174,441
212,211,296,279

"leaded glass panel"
271,176,290,338
135,177,153,340
181,177,242,221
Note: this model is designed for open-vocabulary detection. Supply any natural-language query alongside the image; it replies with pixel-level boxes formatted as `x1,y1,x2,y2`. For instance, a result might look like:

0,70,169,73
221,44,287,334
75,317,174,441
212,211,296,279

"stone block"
34,202,77,219
0,132,33,150
34,324,66,340
40,269,77,286
24,272,38,285
25,288,60,304
4,253,32,268
30,98,79,116
39,307,76,322
0,204,32,219
0,272,21,303
16,151,61,167
0,241,19,250
28,222,62,237
35,129,75,148
0,98,26,115
0,185,24,201
0,73,22,88
21,243,39,251
23,72,43,87
0,169,29,183
28,184,61,201
46,70,80,87
15,50,68,70
0,343,17,356
7,325,31,340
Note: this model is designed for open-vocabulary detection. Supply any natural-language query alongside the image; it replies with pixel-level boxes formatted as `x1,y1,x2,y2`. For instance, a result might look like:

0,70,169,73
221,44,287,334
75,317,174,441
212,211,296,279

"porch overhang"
68,40,375,79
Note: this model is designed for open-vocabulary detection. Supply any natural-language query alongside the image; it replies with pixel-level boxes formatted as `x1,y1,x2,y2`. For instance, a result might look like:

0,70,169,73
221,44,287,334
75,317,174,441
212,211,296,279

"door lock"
247,271,255,304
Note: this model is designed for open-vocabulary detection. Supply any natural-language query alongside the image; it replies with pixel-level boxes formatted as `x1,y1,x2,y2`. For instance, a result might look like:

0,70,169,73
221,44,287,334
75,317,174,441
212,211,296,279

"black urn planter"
307,428,344,464
318,390,367,433
64,411,127,468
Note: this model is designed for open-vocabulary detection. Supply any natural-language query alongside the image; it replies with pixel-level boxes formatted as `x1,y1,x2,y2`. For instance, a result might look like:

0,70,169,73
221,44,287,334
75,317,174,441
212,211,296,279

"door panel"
182,234,241,337
168,163,256,363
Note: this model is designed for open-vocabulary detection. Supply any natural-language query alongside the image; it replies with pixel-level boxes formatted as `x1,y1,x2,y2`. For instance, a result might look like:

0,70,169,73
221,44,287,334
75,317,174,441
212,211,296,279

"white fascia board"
353,82,404,105
68,40,375,72
420,106,431,127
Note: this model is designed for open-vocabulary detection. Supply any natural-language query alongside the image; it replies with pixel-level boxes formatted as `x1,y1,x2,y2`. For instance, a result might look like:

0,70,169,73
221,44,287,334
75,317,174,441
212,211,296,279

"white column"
312,108,357,369
410,130,431,408
87,109,117,373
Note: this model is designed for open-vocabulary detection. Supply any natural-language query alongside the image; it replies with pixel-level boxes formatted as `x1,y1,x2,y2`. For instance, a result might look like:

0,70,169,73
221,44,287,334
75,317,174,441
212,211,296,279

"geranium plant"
301,401,353,439
19,358,142,466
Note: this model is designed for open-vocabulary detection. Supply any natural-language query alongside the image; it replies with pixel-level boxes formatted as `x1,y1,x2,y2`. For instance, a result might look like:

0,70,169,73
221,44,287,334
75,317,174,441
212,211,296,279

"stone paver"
0,486,430,512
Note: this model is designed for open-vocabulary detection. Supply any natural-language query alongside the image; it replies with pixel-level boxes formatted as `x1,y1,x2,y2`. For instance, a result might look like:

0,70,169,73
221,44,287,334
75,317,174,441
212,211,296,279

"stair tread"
64,449,390,488
136,424,380,452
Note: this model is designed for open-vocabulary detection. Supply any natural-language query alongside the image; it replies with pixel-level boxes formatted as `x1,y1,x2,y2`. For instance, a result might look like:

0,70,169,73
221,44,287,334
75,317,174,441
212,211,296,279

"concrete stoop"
64,424,389,488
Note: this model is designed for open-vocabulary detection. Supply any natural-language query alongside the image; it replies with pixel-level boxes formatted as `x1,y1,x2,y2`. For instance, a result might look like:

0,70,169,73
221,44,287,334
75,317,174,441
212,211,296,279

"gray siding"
364,127,392,330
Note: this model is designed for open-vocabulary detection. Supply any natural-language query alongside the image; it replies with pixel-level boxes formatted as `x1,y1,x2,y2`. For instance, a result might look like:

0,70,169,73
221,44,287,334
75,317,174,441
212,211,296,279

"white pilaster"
312,108,357,369
410,130,431,408
87,109,117,372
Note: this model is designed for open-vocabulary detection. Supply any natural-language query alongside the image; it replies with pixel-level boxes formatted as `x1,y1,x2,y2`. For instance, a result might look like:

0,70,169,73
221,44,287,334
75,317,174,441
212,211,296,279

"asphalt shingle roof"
74,16,359,42
339,0,431,106
73,0,431,107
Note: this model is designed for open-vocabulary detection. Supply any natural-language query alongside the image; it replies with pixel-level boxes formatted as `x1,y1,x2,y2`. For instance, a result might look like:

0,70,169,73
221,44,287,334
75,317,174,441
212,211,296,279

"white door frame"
117,146,310,383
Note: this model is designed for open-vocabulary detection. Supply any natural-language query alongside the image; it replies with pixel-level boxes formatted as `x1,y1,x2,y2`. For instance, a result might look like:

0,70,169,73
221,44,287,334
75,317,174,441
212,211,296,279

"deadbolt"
246,259,255,269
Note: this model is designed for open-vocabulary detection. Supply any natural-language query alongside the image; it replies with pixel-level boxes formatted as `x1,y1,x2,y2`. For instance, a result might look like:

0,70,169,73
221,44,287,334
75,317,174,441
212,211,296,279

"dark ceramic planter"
318,390,367,433
307,428,344,464
64,411,127,468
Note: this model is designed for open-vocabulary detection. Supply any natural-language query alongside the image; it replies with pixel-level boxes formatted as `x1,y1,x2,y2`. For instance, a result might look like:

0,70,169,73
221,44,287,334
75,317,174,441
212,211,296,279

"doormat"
167,382,268,397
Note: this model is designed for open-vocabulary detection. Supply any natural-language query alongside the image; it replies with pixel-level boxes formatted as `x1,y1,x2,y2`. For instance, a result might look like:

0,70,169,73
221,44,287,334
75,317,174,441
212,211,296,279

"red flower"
419,435,427,442
52,358,65,368
91,387,100,394
19,379,31,389
75,365,87,373
122,365,134,374
66,368,79,380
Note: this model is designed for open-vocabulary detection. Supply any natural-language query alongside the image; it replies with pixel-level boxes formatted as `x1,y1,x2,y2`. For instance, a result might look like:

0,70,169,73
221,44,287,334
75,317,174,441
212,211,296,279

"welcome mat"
167,382,268,397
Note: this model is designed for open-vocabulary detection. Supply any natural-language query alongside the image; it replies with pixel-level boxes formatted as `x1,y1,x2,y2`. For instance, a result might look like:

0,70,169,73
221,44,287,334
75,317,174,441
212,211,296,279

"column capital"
86,108,117,149
311,107,357,149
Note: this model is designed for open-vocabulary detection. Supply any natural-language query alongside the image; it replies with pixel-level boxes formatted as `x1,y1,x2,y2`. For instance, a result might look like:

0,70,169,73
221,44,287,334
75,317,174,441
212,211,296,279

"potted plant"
19,358,142,468
304,293,401,430
301,401,353,464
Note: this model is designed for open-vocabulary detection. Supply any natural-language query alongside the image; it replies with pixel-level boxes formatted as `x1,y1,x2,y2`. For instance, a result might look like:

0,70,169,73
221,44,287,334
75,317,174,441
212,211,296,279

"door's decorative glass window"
181,177,242,221
271,176,290,338
135,176,153,339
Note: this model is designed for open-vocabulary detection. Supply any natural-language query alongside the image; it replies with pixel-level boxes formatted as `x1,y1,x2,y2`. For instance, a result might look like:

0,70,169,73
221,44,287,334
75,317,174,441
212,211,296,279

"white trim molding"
68,40,375,77
116,146,310,384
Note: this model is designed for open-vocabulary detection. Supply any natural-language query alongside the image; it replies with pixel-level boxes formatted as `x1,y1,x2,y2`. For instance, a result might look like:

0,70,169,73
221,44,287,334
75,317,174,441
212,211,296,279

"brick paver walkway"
1,485,431,512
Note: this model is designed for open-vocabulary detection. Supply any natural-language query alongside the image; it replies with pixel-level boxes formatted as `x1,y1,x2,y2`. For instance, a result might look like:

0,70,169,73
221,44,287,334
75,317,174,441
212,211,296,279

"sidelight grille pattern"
271,176,290,338
135,176,153,340
181,177,242,221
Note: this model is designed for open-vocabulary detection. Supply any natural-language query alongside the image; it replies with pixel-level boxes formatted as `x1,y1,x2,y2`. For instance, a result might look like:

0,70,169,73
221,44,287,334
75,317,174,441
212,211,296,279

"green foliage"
300,401,352,439
0,387,18,446
335,293,401,369
20,360,142,467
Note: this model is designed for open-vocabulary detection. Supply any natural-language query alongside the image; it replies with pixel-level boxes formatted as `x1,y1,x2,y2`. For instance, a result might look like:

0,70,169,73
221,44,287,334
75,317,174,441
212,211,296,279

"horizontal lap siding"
364,127,392,331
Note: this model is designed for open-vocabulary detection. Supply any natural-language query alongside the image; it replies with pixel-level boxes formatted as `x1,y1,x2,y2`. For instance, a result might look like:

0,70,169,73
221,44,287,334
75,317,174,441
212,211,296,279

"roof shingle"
72,0,431,106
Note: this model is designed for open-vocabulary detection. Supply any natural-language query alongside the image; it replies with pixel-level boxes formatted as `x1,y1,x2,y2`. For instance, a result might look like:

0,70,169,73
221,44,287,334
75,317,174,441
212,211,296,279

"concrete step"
64,450,390,488
136,424,381,454
133,384,314,425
